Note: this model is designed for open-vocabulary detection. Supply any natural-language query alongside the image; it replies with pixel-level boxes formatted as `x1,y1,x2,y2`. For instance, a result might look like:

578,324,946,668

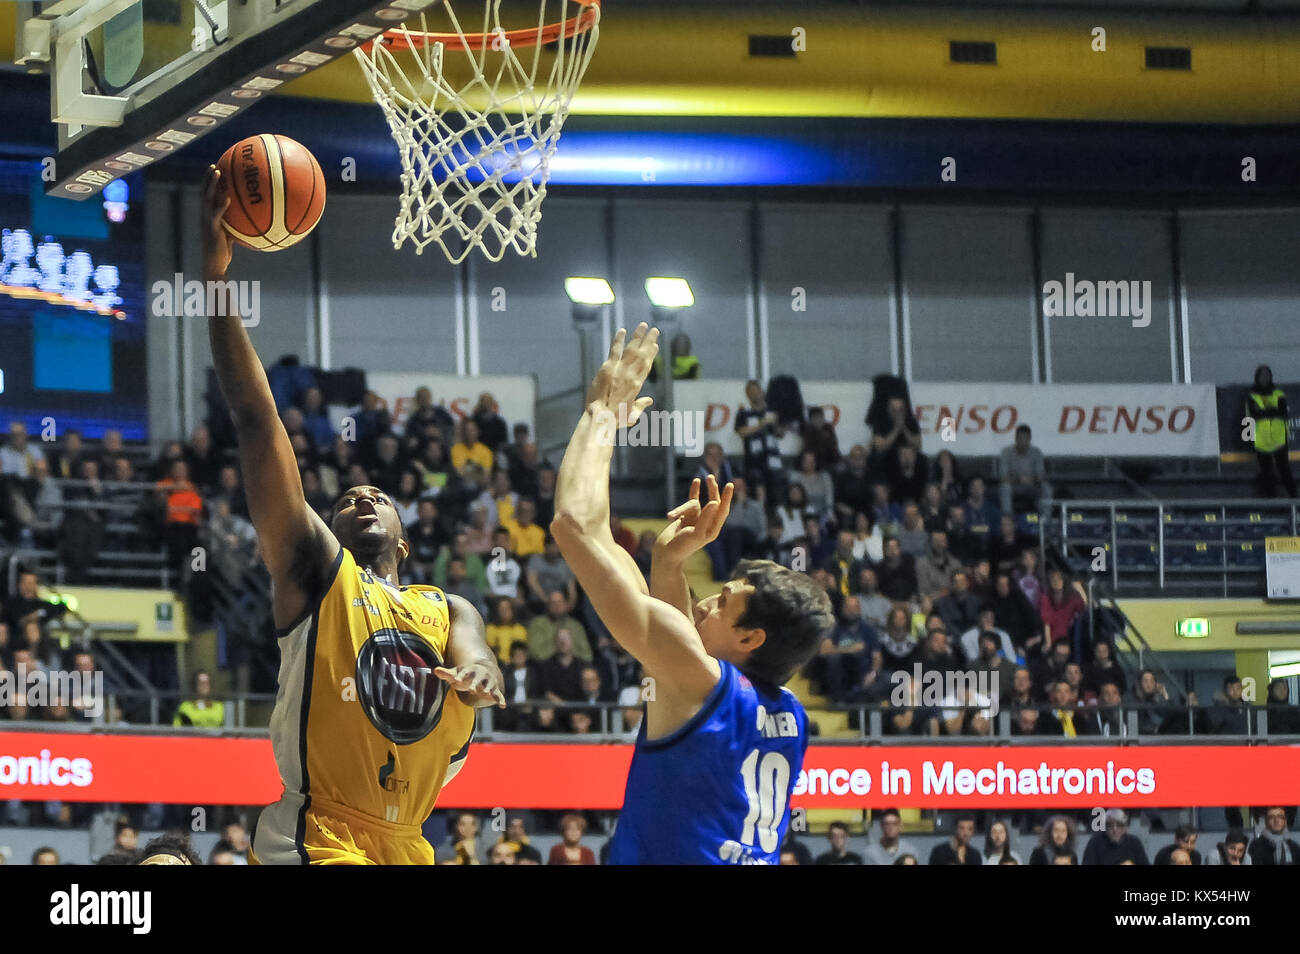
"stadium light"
644,277,694,309
565,277,615,306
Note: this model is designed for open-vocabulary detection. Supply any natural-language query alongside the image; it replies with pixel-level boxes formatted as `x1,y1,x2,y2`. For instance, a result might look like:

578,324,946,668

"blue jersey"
608,661,808,865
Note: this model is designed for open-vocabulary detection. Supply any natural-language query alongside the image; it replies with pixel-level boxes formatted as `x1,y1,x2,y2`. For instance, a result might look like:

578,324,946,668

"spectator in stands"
919,482,946,530
752,518,791,568
871,483,904,538
482,470,517,530
527,464,555,527
989,515,1026,575
821,531,859,597
998,424,1050,515
182,424,222,492
1127,669,1170,735
888,445,928,507
870,396,921,476
712,476,765,577
208,841,237,865
809,596,881,702
1038,569,1087,650
850,567,892,629
933,449,964,506
941,571,977,647
1207,830,1251,866
32,846,60,865
441,812,482,865
549,813,596,865
449,419,491,480
213,463,248,520
964,477,999,541
0,421,38,477
1031,640,1072,697
799,517,833,573
774,484,809,546
694,442,734,501
484,527,523,609
483,594,527,665
525,535,577,612
503,441,543,499
443,557,488,619
983,820,1021,865
1007,667,1034,709
48,429,84,480
1267,678,1300,734
834,446,874,527
878,604,918,676
1248,807,1300,865
970,631,1017,702
813,822,862,865
16,455,62,547
1048,679,1082,737
1245,365,1297,498
298,468,332,518
468,393,507,453
410,438,454,500
404,499,448,585
798,406,840,471
407,387,455,449
1030,817,1077,865
959,605,1015,665
944,504,979,564
734,380,786,506
1215,675,1252,734
527,591,591,663
875,538,918,605
789,451,834,520
897,503,928,559
504,497,545,558
1083,640,1125,696
1012,705,1062,736
499,641,541,731
1082,810,1148,865
575,665,613,732
295,386,334,451
366,434,405,495
1154,825,1202,865
432,531,488,592
916,530,960,600
885,670,940,736
1078,681,1126,737
384,470,421,532
864,809,920,865
986,573,1039,656
929,814,981,865
849,511,883,565
173,670,225,728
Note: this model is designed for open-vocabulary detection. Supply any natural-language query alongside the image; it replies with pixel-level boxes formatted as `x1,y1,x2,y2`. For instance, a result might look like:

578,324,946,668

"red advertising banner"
2,733,1298,808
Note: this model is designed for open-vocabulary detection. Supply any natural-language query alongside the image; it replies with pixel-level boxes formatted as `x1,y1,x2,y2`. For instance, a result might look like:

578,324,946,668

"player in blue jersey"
551,324,834,864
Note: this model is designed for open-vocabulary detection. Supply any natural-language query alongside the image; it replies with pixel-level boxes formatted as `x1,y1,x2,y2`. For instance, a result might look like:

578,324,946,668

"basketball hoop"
354,0,601,263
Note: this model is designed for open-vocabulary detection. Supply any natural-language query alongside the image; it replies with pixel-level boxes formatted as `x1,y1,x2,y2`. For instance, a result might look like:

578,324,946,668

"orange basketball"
217,134,326,251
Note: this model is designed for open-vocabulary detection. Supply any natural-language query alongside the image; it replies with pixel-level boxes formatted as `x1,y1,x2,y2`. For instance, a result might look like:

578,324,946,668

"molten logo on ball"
239,142,263,206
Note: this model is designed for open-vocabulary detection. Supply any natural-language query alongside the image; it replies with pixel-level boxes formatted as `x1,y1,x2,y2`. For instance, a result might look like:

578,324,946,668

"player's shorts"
250,793,435,865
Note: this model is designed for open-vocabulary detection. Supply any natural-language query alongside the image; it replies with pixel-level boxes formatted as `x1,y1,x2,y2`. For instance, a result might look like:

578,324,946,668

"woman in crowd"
789,451,835,520
1038,568,1088,650
851,510,885,565
983,820,1022,865
1030,816,1077,865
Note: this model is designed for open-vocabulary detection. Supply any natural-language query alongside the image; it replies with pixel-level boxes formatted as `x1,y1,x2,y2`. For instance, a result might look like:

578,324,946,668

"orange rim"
364,0,600,53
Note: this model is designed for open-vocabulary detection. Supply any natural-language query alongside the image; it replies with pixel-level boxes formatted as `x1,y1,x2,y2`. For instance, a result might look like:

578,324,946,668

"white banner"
364,373,536,440
672,379,1219,458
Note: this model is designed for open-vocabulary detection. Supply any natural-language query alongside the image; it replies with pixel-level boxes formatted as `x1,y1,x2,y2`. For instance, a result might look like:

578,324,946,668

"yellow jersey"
255,546,475,863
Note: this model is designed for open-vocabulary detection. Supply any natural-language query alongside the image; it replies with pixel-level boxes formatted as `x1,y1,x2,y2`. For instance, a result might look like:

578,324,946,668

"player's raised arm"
201,166,337,629
551,325,720,701
651,475,733,619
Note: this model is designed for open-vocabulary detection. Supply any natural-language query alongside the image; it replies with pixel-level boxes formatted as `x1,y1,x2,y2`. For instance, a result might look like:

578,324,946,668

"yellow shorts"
251,794,435,865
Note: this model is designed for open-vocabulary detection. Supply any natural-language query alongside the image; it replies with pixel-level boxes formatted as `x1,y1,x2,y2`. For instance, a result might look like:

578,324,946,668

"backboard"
16,0,449,199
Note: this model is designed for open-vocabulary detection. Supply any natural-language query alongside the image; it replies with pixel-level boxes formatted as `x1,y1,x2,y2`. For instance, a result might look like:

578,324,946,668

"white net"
354,1,600,264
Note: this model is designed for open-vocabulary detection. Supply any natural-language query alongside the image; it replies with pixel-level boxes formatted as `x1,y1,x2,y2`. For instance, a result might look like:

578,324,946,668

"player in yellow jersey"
200,169,505,865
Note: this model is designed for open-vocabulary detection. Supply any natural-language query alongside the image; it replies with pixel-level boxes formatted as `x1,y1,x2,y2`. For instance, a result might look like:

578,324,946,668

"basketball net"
354,1,600,263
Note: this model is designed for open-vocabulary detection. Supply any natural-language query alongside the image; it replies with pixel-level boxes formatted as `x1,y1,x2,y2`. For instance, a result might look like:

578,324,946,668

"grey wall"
142,188,1300,448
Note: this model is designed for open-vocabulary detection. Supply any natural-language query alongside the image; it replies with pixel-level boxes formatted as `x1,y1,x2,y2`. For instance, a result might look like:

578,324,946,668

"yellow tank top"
269,547,475,826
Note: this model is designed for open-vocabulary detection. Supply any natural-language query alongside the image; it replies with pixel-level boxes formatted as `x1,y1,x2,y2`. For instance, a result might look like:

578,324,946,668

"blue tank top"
608,661,808,865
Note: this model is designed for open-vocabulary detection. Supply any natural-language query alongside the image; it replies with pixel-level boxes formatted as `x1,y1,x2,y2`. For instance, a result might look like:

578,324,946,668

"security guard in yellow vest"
1246,365,1297,498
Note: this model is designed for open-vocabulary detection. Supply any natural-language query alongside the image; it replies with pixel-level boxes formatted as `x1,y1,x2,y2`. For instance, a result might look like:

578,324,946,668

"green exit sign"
1177,618,1210,638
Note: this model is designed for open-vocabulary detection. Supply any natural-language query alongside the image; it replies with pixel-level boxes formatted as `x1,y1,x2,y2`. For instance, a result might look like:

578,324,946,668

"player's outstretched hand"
434,664,507,709
654,475,734,564
201,165,234,280
585,323,659,429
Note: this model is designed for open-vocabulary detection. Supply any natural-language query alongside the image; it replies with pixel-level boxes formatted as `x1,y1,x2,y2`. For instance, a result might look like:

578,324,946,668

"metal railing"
1052,498,1299,596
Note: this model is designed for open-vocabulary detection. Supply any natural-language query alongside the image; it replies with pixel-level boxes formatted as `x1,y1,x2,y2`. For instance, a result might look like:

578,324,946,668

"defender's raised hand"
655,475,734,564
585,323,660,429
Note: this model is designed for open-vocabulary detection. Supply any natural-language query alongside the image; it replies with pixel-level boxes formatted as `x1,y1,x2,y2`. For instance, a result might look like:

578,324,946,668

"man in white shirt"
959,606,1016,664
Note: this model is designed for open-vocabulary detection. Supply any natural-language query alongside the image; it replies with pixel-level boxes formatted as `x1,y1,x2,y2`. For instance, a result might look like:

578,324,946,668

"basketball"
216,133,326,251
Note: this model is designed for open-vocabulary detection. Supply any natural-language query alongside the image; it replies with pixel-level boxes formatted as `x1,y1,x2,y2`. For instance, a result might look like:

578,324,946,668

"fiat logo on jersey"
355,629,446,744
